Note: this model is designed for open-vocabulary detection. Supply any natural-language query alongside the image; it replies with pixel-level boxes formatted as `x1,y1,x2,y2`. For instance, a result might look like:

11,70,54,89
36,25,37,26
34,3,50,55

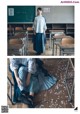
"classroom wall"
8,6,74,23
36,6,74,23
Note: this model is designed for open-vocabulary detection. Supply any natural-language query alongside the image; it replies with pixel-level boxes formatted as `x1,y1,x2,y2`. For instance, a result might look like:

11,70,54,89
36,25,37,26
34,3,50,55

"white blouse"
10,58,37,74
33,15,47,33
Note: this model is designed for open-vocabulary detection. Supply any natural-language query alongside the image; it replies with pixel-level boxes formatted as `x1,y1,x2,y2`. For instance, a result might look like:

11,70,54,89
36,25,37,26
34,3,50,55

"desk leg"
60,47,61,55
55,44,57,55
21,32,29,55
26,31,28,55
60,48,64,56
59,46,61,56
8,38,9,55
49,33,51,49
52,39,54,55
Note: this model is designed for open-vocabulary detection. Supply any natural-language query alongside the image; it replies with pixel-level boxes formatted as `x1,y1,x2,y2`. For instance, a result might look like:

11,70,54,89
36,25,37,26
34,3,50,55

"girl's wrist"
15,76,19,80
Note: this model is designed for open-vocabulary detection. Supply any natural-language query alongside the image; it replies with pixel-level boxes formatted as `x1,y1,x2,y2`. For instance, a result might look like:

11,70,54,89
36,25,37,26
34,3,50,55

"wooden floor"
7,59,74,108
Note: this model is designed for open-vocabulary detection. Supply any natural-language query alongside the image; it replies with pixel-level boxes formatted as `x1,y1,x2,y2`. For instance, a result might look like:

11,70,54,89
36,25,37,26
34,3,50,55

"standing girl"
33,7,47,55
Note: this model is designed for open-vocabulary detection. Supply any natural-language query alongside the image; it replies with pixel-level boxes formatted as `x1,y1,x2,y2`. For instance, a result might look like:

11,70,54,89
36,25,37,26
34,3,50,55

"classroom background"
7,6,74,56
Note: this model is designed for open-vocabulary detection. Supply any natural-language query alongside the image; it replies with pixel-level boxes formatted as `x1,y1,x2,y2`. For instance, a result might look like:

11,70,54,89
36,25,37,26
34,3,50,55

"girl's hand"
14,69,22,86
16,77,22,86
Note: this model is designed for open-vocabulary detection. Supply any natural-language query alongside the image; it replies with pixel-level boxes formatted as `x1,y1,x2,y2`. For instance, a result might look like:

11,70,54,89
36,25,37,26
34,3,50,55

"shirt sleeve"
28,58,37,74
43,18,47,31
32,17,36,31
10,58,19,71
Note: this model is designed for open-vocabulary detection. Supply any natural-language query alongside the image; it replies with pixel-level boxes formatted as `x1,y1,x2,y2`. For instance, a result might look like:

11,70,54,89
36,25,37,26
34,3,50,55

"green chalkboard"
8,6,35,22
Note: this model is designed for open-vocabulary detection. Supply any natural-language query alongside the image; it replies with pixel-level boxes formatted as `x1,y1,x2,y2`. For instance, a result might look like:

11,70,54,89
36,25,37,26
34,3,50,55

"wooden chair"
15,27,23,31
15,27,29,55
23,27,33,52
59,37,74,55
27,27,33,31
8,27,14,37
61,37,74,46
19,27,33,55
9,39,22,44
52,33,65,55
49,30,65,49
8,39,23,55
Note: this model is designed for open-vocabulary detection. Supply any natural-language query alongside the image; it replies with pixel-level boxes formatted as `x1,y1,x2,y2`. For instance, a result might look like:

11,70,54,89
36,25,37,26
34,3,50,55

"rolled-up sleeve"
28,59,37,74
10,58,19,71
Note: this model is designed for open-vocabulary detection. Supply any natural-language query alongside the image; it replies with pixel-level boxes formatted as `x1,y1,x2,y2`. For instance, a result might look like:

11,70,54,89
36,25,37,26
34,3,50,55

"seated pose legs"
9,58,57,108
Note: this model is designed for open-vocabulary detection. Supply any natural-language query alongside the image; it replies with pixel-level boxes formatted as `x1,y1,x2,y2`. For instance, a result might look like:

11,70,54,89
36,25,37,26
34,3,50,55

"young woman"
33,7,47,55
9,58,57,107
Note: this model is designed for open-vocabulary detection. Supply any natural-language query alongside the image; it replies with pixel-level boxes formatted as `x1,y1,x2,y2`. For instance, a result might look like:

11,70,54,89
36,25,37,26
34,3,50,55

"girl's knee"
18,66,26,75
18,66,27,79
19,66,25,72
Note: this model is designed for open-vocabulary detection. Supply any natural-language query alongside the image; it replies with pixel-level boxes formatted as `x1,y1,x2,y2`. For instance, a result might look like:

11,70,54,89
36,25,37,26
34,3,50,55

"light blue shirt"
10,58,37,74
33,15,47,33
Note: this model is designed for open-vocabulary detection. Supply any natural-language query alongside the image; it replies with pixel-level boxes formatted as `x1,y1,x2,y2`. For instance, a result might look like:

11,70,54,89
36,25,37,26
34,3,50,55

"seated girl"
9,58,57,107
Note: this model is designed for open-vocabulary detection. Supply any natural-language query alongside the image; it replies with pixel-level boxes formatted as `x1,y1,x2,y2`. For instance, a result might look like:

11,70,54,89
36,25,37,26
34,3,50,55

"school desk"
59,44,74,55
12,32,27,39
49,30,64,49
52,36,74,55
9,39,23,55
52,34,69,55
9,31,29,55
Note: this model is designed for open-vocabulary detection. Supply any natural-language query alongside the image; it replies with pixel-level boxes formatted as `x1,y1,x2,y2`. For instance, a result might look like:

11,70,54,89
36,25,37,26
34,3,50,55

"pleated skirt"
27,67,57,93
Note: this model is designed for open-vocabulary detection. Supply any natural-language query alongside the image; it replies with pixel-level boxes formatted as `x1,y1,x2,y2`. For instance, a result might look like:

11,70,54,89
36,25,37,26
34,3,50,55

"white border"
0,0,80,113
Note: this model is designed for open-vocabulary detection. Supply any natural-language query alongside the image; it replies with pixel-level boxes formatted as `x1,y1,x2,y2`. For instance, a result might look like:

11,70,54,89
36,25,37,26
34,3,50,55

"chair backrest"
8,27,14,36
9,39,22,45
61,37,74,46
52,30,64,33
15,27,23,31
27,27,33,31
8,27,14,31
54,33,65,36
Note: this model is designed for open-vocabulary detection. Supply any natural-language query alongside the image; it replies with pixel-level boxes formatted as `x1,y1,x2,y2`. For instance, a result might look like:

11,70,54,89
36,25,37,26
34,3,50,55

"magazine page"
0,0,80,114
